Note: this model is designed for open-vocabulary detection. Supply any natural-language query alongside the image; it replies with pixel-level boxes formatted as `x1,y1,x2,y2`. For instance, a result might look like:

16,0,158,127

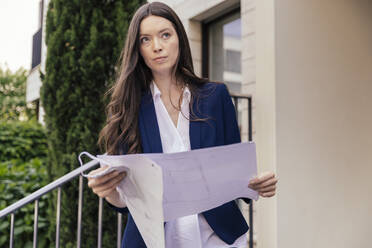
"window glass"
208,12,242,94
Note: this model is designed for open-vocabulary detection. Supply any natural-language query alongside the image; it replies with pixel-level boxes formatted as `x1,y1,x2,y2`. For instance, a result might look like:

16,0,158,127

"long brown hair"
98,1,208,155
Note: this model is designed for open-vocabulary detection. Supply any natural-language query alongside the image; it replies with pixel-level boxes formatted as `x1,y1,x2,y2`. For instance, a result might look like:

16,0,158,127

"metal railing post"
33,200,39,248
56,187,61,248
9,213,14,248
77,175,83,248
248,97,252,142
248,96,254,248
117,213,122,248
97,197,103,248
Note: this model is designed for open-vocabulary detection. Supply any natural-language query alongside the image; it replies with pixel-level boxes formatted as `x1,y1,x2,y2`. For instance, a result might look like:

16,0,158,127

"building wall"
257,0,372,247
255,1,277,247
26,0,49,124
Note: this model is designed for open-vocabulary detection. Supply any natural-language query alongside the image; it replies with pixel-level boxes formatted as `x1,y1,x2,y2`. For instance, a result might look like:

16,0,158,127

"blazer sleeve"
106,200,128,214
221,84,252,205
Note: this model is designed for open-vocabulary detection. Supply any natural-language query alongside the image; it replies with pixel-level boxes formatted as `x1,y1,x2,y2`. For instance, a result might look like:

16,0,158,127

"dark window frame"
201,7,241,78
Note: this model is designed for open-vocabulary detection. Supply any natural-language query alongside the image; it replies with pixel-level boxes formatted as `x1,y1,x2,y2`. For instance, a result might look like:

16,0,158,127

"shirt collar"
150,81,191,104
150,81,162,102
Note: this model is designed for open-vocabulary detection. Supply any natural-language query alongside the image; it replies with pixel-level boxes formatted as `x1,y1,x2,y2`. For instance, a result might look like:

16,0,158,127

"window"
203,11,242,94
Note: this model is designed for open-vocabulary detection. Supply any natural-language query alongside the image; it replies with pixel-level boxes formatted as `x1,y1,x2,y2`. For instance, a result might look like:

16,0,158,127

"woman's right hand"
87,166,127,208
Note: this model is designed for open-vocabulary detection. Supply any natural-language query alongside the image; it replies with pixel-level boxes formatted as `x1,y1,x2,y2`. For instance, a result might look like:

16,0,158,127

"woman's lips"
153,56,167,63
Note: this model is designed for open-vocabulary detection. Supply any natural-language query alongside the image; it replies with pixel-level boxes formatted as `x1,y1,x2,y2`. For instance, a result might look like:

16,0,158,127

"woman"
88,2,277,247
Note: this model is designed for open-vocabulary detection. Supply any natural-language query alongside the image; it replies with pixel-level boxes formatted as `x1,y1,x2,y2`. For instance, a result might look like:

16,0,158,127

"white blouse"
150,81,247,248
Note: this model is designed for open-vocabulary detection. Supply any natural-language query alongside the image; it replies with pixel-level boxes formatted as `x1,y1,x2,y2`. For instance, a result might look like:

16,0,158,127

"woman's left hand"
248,172,278,198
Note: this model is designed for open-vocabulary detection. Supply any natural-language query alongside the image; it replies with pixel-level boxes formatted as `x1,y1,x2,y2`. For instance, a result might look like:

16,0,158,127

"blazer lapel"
139,89,202,152
139,91,163,153
189,97,202,150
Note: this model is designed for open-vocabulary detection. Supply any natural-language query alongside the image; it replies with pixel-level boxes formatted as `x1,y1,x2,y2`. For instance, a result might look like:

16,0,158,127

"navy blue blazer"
109,82,251,247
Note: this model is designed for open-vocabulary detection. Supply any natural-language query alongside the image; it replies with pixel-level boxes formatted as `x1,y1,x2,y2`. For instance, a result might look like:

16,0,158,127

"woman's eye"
140,37,149,43
162,32,171,39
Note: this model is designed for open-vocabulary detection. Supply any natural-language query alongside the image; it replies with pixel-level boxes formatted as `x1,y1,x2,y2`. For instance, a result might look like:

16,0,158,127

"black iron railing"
231,94,254,248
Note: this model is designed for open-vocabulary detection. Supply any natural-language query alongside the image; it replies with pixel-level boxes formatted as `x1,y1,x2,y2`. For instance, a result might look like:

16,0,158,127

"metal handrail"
231,93,251,99
0,159,98,218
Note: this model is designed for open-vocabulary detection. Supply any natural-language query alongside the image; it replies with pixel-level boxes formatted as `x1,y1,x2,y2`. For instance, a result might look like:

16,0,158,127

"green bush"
0,121,49,248
0,66,37,121
40,1,144,247
0,120,47,161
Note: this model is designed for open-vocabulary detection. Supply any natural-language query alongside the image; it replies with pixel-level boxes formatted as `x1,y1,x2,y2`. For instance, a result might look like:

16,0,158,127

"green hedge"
40,1,144,247
0,120,47,161
0,66,36,121
0,120,49,248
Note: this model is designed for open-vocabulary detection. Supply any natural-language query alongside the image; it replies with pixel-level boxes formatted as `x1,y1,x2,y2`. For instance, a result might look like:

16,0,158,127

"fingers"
87,166,109,184
248,171,278,198
88,170,123,188
256,183,276,198
259,191,275,197
249,177,278,190
95,185,117,198
92,174,125,198
87,171,126,198
93,172,126,195
258,185,276,193
249,171,275,186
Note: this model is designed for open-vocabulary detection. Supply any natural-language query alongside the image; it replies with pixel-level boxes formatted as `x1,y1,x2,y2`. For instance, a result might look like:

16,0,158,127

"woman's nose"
152,38,162,52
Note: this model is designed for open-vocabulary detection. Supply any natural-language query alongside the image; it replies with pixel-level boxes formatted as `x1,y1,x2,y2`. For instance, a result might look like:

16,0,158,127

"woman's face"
139,15,179,76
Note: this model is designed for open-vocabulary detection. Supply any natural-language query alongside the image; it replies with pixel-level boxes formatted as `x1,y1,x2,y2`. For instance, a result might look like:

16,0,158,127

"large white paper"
79,142,258,248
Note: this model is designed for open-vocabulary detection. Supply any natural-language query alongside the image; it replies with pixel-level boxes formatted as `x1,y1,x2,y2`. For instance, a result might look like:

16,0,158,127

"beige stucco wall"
255,0,277,247
257,0,372,247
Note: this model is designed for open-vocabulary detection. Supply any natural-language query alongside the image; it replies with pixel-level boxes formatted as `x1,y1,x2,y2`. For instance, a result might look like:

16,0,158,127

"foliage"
0,120,47,161
0,121,49,248
0,66,37,121
40,1,144,247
